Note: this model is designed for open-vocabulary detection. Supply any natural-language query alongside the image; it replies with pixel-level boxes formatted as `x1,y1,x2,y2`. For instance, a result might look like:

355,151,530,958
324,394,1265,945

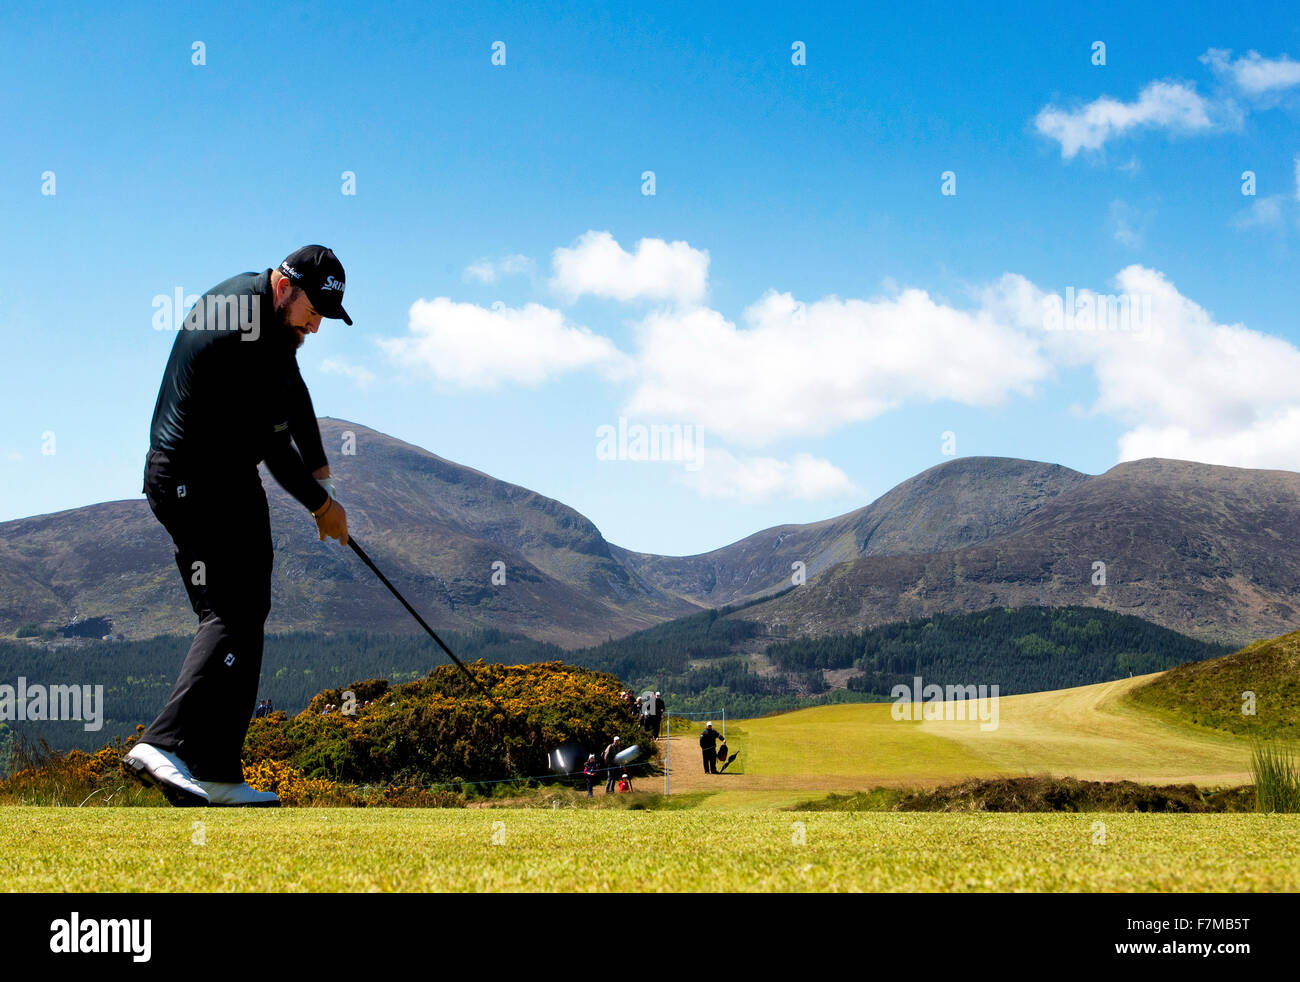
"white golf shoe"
194,781,281,807
122,743,209,807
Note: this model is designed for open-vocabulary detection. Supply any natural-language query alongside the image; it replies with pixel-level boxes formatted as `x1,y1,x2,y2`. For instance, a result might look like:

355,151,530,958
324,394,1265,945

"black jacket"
699,728,721,750
147,270,328,512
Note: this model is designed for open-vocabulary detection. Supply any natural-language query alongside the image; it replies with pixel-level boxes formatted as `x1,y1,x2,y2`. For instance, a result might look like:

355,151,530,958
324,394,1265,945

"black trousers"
702,749,717,773
140,449,272,782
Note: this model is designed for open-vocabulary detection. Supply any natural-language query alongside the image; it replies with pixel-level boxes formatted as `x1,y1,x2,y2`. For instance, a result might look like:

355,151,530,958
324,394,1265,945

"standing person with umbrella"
123,246,353,807
699,721,724,774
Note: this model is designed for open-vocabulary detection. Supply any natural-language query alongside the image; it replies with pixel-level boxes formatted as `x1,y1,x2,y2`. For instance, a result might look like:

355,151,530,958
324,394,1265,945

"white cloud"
1108,200,1147,247
396,226,1300,483
319,358,377,389
1046,265,1300,469
550,230,709,306
1234,195,1286,227
1232,159,1300,229
1034,81,1215,159
927,264,1300,470
674,447,859,504
463,254,535,285
623,283,1051,446
1118,411,1300,470
378,298,632,389
1201,48,1300,95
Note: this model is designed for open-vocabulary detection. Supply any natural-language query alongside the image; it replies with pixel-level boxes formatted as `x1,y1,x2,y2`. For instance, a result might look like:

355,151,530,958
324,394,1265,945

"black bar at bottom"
0,892,1281,970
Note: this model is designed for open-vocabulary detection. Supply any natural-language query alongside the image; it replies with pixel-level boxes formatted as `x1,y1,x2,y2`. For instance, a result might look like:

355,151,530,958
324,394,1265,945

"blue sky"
1,1,1298,555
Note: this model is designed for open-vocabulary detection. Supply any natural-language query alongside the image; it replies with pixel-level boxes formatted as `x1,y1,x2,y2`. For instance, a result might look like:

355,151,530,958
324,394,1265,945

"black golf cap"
278,245,353,325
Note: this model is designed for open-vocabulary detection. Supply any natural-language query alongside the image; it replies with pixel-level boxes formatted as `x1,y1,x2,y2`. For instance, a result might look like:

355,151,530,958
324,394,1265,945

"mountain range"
2,418,1297,647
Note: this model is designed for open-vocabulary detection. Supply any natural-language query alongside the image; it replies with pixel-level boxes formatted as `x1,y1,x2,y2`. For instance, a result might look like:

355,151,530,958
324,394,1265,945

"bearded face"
274,287,321,349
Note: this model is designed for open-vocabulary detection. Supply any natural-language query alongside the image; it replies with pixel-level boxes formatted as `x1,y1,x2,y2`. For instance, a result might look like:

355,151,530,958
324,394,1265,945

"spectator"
653,691,665,739
603,736,622,793
583,754,599,798
699,722,723,774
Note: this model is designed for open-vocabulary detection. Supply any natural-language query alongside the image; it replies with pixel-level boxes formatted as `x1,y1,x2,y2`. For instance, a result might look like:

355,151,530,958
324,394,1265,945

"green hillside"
1126,629,1300,739
0,604,1240,754
770,605,1233,695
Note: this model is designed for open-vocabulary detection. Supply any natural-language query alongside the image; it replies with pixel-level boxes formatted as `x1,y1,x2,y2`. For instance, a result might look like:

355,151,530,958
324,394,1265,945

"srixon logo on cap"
322,275,345,292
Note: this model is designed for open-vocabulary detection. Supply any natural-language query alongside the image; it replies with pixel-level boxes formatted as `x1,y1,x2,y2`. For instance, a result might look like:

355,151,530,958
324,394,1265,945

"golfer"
700,721,723,774
124,246,352,806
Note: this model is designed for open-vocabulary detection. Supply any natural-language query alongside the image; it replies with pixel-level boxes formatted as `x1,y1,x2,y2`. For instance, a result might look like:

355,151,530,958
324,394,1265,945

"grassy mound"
1126,629,1300,739
242,661,649,791
792,777,1255,813
1,660,649,806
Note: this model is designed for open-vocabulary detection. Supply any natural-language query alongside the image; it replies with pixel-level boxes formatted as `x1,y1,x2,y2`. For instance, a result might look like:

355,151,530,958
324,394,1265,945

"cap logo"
322,275,345,292
280,262,302,280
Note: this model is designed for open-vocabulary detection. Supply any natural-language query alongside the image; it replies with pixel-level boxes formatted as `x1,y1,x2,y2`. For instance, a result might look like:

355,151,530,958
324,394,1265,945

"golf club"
347,536,502,710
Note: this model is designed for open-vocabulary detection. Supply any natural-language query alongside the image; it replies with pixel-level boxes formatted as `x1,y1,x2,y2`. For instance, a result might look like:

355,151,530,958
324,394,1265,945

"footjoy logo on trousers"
49,913,151,962
0,678,104,732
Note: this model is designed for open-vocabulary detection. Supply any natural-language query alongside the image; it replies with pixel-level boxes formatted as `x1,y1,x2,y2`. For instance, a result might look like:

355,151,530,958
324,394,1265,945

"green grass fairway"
3,666,1284,892
4,808,1297,891
662,675,1252,808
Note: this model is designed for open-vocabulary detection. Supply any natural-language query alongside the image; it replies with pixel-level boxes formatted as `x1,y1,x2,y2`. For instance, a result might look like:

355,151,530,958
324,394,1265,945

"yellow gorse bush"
244,659,650,795
242,758,358,807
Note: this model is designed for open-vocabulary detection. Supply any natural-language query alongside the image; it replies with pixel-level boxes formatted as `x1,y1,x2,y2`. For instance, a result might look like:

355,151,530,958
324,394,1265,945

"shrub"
0,728,161,806
4,662,649,806
240,661,650,789
1251,739,1300,813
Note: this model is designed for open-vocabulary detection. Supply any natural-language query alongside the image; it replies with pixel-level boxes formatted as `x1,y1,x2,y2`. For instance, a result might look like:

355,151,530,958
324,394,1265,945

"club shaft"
347,536,498,706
